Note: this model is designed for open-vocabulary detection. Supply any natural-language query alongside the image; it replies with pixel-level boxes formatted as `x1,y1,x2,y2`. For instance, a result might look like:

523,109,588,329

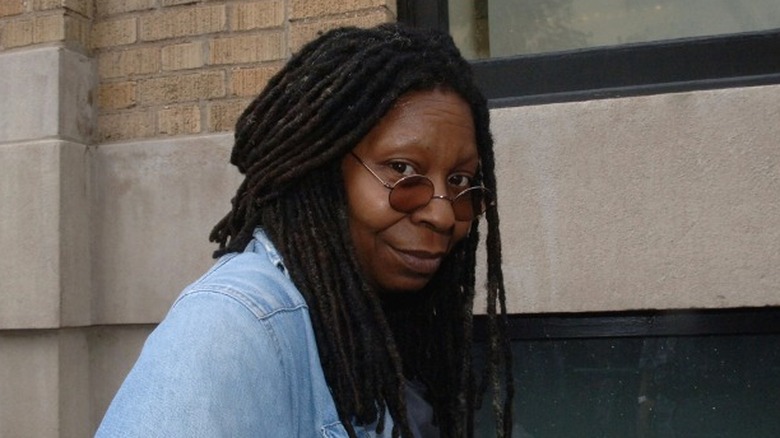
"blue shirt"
96,230,397,437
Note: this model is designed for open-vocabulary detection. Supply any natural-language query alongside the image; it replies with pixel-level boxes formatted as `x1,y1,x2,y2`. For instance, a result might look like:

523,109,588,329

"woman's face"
341,89,479,293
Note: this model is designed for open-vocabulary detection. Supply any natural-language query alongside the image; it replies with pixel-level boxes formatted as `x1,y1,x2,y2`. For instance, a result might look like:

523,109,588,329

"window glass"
474,334,780,437
450,0,780,59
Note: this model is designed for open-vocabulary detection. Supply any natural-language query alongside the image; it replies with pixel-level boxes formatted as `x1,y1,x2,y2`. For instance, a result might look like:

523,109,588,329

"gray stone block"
0,47,95,144
488,84,780,313
91,133,242,324
0,140,90,329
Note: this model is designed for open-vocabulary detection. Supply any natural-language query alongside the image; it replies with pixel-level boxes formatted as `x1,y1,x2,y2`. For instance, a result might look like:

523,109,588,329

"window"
472,309,780,437
398,1,780,106
448,0,780,59
396,7,780,434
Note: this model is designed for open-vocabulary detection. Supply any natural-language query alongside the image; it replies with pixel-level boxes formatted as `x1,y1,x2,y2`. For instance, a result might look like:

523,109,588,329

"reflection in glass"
449,0,780,59
474,334,780,437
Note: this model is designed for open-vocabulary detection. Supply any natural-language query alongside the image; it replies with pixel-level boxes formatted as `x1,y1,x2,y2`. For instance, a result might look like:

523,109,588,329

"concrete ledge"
91,133,241,325
60,141,92,328
0,329,92,438
0,329,94,437
492,84,780,313
0,332,60,437
0,140,90,329
59,329,92,438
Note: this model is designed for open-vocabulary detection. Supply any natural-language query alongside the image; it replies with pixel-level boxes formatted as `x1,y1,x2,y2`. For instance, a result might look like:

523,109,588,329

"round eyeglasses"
350,152,494,221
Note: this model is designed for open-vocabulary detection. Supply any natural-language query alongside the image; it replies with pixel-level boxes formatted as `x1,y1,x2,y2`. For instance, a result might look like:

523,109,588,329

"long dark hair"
210,23,513,437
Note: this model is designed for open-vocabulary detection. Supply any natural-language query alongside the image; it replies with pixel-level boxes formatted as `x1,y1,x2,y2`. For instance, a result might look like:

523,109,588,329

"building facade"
1,0,777,436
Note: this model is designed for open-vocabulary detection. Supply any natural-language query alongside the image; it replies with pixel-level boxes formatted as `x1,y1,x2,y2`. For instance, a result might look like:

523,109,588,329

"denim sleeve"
95,289,300,437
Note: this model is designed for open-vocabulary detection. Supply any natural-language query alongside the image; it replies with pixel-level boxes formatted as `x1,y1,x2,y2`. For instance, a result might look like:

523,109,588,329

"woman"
96,23,512,437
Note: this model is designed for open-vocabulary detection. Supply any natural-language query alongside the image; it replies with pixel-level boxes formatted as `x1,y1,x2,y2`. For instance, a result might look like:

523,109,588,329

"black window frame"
474,307,780,341
470,308,780,437
398,1,780,108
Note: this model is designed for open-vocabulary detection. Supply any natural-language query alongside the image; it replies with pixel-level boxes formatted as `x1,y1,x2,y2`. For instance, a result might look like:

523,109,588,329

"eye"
448,173,474,189
387,161,417,177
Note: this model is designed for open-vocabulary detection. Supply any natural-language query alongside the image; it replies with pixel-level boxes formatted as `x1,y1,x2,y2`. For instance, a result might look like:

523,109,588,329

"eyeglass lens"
388,176,490,221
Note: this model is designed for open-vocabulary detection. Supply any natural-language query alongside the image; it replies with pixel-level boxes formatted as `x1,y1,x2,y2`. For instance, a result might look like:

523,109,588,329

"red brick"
161,42,205,71
0,0,26,18
229,65,280,97
158,104,201,136
1,19,33,48
208,99,251,132
95,0,155,18
98,46,160,79
208,32,284,65
92,17,137,48
139,71,226,105
290,8,392,52
98,81,138,110
229,0,284,31
140,5,226,42
98,111,156,142
291,0,387,19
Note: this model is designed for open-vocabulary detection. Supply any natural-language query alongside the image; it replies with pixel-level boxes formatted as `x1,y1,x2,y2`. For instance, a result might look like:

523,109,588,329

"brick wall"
0,0,91,50
0,3,396,434
0,0,396,144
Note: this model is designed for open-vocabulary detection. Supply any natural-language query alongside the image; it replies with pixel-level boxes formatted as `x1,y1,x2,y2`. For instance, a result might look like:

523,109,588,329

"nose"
410,189,457,232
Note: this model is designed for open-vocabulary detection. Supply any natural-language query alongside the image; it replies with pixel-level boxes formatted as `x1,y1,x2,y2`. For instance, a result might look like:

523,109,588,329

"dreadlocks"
209,23,513,437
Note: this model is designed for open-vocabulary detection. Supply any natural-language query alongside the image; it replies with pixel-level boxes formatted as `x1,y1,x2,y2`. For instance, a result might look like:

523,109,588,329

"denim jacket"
96,229,390,437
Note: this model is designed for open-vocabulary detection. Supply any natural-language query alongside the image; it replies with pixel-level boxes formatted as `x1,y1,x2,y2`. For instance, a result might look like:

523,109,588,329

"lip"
392,248,445,275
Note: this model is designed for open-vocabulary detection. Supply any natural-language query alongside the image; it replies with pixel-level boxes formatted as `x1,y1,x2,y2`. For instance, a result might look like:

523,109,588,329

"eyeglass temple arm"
349,152,395,190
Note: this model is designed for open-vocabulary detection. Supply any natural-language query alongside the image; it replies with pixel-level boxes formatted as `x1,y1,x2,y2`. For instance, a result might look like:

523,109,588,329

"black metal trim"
397,0,449,31
399,3,780,105
486,72,780,108
474,307,780,341
473,29,780,106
